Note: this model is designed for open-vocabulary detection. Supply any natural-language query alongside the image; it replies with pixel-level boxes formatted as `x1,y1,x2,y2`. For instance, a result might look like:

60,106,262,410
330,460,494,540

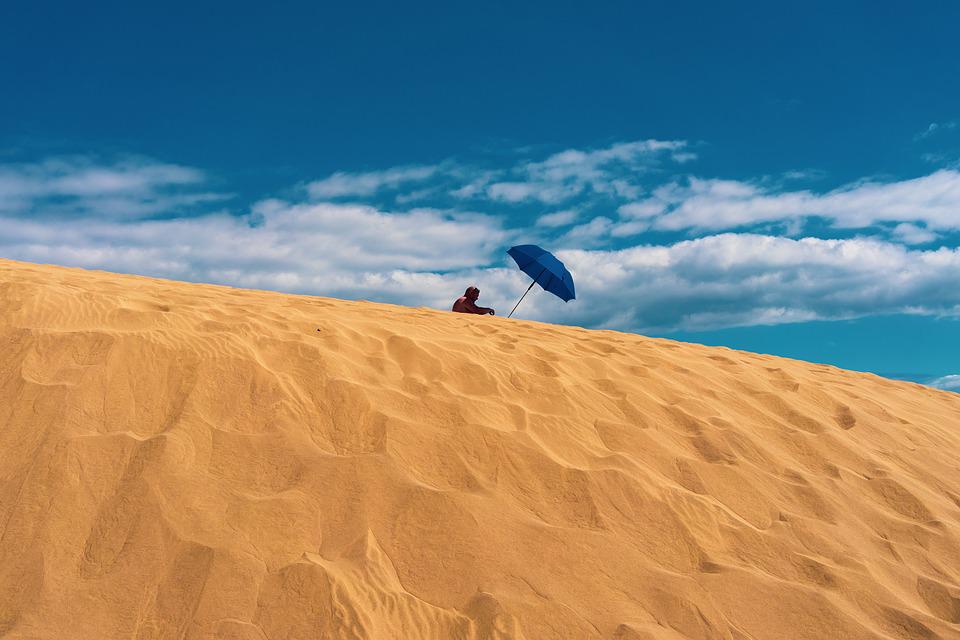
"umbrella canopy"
506,244,575,317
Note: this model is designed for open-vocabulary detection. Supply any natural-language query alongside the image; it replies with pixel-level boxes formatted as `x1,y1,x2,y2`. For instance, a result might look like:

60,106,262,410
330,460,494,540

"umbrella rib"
506,244,574,308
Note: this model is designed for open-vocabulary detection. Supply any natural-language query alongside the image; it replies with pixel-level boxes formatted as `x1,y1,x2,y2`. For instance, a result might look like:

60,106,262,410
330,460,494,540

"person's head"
464,286,480,301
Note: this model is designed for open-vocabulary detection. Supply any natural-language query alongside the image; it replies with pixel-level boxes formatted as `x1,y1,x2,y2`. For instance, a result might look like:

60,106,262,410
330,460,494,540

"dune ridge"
1,258,959,640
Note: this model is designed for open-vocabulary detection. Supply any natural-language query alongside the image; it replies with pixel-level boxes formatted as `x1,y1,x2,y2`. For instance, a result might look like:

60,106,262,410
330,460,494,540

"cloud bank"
621,171,960,235
929,374,960,391
0,156,227,219
2,143,959,335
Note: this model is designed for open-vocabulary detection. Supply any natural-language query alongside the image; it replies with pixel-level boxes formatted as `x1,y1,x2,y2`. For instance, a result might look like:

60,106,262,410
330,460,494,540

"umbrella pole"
507,281,536,318
508,267,547,318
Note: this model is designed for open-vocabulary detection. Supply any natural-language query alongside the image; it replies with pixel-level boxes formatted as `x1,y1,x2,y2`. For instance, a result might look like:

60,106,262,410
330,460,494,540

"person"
452,286,495,315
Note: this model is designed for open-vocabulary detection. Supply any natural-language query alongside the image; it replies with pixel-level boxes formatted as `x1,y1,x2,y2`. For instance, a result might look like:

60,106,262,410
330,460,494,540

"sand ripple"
1,259,959,639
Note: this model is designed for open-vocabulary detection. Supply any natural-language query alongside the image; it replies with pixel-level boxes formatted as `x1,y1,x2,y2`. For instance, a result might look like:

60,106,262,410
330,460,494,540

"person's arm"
464,300,494,315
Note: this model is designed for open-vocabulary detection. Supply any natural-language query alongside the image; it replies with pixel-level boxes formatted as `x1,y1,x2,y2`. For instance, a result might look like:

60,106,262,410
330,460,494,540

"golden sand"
1,258,959,639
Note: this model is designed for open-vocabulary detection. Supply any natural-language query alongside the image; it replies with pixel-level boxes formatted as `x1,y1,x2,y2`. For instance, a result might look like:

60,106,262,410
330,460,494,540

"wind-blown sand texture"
1,258,959,640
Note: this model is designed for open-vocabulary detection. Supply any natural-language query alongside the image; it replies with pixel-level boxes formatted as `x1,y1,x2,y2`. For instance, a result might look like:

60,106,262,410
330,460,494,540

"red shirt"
452,296,488,314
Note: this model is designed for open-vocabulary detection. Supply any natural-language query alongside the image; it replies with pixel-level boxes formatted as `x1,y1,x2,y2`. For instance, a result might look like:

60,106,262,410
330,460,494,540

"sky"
1,1,958,390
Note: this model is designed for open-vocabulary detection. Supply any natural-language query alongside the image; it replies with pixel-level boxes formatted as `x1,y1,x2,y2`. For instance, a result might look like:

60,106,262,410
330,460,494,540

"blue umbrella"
506,244,576,318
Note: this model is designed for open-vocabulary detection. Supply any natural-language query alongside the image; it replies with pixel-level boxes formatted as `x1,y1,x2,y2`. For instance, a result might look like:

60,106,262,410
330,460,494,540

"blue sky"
1,1,958,389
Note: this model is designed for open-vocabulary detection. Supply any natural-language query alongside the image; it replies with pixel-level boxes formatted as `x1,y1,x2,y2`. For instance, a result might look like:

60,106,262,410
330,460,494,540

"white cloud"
609,220,652,238
914,121,956,141
618,199,666,219
0,156,223,219
541,234,960,331
395,187,441,204
891,222,937,245
0,197,511,310
929,374,960,391
307,165,441,199
0,157,202,198
782,169,826,181
557,216,614,247
921,153,960,169
621,170,960,234
535,209,579,227
524,140,685,184
250,200,508,271
5,152,960,335
485,139,688,204
4,203,960,332
486,181,580,204
449,171,498,199
446,141,686,204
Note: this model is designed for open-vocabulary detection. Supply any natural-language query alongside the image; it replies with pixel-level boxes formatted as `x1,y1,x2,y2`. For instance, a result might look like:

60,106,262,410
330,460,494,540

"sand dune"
1,258,959,640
